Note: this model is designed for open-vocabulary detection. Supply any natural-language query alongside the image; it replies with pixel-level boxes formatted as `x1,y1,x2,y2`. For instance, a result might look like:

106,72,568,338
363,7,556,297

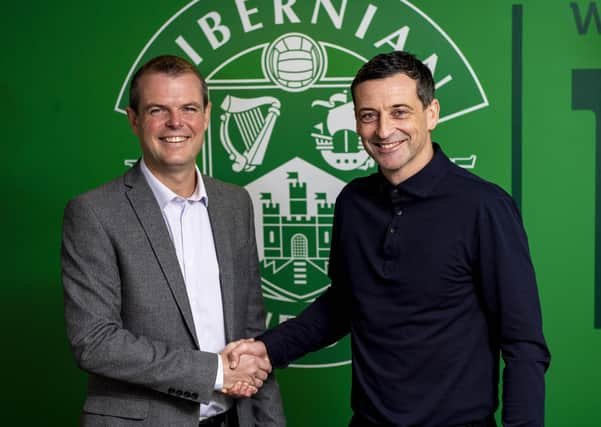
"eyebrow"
357,104,413,112
390,103,413,110
144,102,203,111
143,103,166,111
181,102,203,108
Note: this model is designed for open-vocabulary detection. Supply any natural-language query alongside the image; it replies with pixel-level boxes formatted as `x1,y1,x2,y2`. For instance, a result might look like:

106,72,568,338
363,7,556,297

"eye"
359,111,377,123
391,109,407,119
182,105,200,114
148,107,165,116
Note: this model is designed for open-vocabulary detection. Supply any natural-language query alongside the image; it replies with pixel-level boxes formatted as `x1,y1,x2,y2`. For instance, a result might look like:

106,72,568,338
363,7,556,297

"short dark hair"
128,55,208,112
351,51,435,108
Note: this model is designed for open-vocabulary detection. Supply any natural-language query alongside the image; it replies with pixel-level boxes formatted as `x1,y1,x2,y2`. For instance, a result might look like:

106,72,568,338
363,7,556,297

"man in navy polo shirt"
228,51,550,427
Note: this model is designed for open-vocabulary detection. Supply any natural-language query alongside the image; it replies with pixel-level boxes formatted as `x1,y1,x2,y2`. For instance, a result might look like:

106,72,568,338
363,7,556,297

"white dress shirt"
140,159,230,418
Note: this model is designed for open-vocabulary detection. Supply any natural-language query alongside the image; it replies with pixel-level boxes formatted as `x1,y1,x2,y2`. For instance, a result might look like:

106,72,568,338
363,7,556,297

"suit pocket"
83,395,149,420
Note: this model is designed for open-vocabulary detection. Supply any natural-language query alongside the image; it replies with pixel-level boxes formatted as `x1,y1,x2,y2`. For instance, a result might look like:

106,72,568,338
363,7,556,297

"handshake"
219,339,270,397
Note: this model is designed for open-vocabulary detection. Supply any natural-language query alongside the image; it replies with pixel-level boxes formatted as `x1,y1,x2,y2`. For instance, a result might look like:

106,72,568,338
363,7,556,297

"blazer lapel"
123,162,200,348
204,177,236,342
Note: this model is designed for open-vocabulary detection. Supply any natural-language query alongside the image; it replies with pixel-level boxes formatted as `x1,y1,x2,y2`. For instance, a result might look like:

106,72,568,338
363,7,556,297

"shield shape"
115,0,489,367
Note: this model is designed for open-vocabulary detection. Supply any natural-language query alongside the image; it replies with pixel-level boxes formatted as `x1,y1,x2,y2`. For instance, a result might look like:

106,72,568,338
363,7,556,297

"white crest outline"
114,0,489,122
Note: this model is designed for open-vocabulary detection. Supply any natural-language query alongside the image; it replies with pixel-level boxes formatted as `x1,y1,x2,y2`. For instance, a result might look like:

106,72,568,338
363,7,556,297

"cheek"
189,118,207,133
146,121,165,138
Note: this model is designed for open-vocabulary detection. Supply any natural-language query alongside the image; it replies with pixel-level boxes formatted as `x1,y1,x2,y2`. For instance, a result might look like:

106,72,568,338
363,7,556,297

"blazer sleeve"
239,191,286,426
62,196,217,404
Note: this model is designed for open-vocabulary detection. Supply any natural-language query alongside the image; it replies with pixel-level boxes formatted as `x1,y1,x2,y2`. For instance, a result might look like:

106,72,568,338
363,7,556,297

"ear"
125,107,140,136
203,101,212,132
426,99,440,131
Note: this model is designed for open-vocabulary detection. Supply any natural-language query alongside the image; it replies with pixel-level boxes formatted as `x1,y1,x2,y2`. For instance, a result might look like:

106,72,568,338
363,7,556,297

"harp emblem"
219,95,281,172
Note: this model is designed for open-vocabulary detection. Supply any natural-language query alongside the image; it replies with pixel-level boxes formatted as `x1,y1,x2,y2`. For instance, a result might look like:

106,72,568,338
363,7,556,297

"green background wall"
2,1,599,425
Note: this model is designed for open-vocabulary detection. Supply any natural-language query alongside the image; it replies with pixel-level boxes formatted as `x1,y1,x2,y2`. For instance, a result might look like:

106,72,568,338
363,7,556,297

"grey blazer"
62,162,285,426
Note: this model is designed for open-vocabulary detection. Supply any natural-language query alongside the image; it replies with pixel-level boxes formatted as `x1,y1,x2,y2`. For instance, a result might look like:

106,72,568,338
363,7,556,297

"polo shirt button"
396,209,403,216
383,261,393,275
389,227,395,234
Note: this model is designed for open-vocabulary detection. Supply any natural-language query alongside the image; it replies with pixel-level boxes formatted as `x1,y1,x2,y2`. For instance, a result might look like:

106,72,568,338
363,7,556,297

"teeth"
377,141,400,147
162,136,187,143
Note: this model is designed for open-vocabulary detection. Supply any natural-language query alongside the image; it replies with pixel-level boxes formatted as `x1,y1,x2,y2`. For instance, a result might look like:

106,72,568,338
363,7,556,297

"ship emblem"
311,92,375,171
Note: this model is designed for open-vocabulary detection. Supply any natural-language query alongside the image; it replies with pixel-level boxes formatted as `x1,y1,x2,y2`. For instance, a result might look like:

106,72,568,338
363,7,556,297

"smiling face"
354,73,439,185
126,72,211,183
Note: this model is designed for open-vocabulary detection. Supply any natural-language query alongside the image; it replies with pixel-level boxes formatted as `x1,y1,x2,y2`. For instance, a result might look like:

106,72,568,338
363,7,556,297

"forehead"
137,72,203,104
354,73,419,108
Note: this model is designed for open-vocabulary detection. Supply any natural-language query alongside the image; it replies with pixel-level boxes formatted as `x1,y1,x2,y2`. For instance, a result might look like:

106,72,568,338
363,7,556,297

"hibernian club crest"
116,0,488,367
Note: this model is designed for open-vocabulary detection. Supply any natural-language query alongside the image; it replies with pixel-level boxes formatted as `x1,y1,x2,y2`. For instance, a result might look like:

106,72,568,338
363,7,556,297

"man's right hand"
226,340,269,369
220,340,271,397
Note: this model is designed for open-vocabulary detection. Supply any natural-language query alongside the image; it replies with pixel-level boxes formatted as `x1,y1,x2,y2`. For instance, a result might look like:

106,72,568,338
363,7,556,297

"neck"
146,163,197,197
384,142,434,186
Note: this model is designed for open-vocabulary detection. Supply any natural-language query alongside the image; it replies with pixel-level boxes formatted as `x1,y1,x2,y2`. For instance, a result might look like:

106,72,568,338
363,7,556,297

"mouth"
159,136,190,143
371,138,407,153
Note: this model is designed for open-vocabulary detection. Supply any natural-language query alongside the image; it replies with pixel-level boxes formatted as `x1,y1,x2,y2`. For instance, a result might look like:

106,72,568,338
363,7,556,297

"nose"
376,114,394,140
166,109,183,128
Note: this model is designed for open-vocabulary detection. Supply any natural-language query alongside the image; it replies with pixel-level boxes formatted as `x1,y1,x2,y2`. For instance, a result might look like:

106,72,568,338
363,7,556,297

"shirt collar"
376,143,450,198
140,158,208,209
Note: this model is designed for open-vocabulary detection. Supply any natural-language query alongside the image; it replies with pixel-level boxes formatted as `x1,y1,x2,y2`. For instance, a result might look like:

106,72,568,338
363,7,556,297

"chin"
379,157,408,171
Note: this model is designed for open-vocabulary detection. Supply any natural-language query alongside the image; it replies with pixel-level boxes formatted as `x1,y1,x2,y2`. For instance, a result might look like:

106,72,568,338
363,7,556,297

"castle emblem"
259,171,333,303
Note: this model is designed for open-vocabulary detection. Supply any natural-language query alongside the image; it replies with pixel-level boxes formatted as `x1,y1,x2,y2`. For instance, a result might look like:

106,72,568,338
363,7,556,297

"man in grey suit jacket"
62,55,285,426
